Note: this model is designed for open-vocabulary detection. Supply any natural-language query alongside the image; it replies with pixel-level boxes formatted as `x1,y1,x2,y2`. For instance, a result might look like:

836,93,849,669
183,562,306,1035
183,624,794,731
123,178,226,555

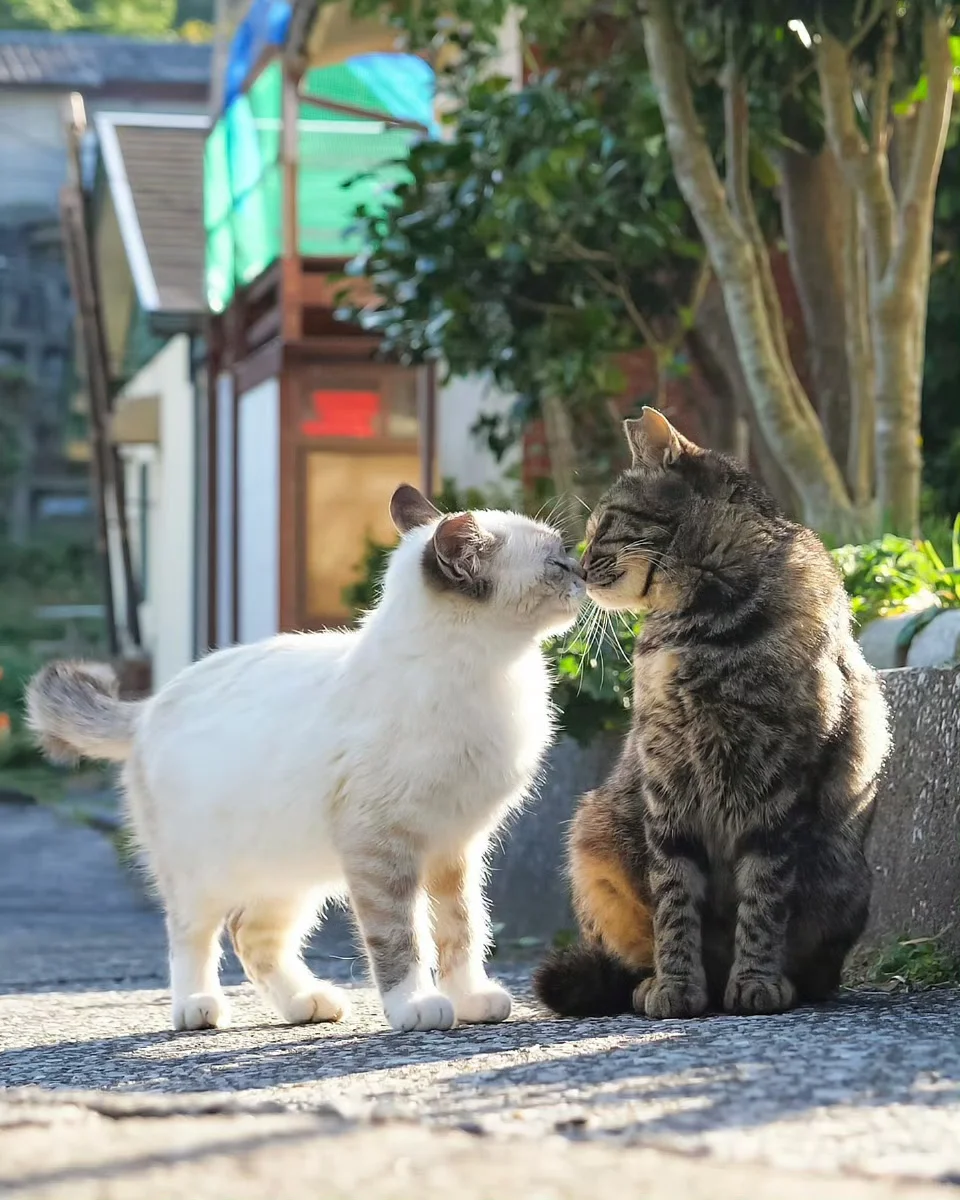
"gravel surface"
1,802,958,1199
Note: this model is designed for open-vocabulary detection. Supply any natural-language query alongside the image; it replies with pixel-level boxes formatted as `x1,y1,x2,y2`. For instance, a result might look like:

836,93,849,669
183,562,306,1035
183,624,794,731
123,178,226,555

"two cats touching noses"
27,407,891,1035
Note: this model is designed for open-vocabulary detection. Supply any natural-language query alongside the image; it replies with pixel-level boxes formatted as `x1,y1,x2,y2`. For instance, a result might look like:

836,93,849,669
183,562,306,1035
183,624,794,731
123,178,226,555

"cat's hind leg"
228,895,350,1024
167,909,230,1031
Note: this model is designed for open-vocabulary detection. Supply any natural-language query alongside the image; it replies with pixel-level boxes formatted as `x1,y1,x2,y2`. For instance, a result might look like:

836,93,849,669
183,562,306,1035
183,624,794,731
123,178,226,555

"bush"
548,613,642,744
832,517,960,630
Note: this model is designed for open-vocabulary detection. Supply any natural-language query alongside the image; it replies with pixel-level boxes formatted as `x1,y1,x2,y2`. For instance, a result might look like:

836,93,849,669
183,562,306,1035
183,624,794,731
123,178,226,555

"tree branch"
870,1,897,152
884,9,955,301
724,43,813,426
848,0,887,54
671,256,712,353
816,30,896,285
844,188,875,506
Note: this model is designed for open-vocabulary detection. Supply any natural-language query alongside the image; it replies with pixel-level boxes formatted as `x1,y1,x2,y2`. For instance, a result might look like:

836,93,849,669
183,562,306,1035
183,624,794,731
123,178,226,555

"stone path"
1,802,958,1199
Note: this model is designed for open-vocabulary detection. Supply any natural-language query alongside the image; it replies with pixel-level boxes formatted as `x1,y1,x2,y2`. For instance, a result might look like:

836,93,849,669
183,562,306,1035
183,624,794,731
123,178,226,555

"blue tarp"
223,0,292,109
347,52,438,132
222,1,438,134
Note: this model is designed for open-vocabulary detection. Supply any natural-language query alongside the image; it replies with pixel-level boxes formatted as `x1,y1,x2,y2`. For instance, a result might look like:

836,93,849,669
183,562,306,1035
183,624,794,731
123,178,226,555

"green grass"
851,933,960,991
0,762,69,805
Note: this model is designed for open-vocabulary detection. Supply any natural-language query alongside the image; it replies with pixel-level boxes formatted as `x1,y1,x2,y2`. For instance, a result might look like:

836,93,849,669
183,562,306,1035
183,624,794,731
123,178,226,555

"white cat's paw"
284,984,351,1025
451,982,512,1025
384,990,455,1033
173,992,229,1031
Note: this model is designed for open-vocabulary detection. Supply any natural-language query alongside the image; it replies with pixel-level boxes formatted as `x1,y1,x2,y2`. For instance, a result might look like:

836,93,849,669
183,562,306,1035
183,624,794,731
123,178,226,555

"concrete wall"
485,668,960,955
866,668,960,954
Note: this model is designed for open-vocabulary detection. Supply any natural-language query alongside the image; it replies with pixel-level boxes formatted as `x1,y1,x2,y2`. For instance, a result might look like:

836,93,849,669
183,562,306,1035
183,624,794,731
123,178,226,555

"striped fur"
535,409,891,1019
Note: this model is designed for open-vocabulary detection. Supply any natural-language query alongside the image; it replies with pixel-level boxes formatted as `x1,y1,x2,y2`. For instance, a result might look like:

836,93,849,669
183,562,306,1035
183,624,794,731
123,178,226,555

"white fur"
101,509,582,1031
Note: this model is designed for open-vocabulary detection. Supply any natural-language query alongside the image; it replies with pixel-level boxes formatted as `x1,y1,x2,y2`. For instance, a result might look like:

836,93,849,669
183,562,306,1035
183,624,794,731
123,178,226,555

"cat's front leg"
637,816,709,1019
344,841,454,1033
427,844,511,1025
724,828,797,1015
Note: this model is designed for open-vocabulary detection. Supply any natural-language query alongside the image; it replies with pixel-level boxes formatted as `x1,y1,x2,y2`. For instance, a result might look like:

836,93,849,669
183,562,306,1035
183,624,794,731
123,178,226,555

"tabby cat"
534,409,890,1018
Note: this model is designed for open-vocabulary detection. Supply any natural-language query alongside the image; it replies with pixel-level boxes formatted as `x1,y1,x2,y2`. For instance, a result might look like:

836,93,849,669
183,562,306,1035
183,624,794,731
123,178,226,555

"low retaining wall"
488,667,960,954
865,668,960,954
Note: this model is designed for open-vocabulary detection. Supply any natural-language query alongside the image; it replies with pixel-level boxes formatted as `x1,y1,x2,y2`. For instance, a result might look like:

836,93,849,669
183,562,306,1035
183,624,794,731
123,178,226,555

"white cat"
27,485,584,1033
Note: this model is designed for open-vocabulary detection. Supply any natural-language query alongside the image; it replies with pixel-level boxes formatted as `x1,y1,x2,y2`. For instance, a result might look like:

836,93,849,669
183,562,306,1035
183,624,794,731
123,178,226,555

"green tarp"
204,54,434,314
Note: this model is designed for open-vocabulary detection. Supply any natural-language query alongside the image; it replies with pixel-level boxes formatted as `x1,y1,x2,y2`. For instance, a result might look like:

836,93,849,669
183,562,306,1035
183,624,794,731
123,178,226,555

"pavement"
1,800,959,1199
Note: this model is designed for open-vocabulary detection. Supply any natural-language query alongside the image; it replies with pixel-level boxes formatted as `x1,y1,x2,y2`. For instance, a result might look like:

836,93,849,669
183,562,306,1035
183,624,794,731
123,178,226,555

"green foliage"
343,68,700,428
341,536,394,615
0,368,29,515
548,611,642,743
863,934,960,991
923,117,960,521
0,0,203,36
0,647,45,769
832,519,960,629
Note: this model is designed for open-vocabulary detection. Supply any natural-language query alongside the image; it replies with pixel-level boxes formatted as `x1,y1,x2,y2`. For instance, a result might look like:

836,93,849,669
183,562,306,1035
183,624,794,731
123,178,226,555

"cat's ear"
623,407,689,470
431,511,488,585
390,483,441,534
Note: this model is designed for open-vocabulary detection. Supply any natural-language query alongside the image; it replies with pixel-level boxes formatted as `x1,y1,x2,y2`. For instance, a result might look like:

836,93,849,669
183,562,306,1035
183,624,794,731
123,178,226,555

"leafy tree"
346,63,716,498
1,0,190,36
349,0,958,539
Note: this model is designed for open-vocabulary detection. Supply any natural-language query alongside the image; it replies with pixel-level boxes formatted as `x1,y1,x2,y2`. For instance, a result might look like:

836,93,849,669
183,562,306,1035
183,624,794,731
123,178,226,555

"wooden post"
281,60,304,343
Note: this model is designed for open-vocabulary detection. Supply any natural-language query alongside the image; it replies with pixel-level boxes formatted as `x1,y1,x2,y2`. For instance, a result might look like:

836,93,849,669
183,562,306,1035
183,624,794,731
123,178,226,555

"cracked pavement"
1,801,958,1199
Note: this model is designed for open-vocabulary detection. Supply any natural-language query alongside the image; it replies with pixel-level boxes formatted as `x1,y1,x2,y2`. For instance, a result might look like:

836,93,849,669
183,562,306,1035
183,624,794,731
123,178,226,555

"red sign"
301,389,380,438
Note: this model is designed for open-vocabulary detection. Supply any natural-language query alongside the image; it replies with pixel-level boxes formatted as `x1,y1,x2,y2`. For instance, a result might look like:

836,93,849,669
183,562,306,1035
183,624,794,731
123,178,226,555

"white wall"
117,334,196,689
437,373,521,495
215,371,235,647
237,377,279,644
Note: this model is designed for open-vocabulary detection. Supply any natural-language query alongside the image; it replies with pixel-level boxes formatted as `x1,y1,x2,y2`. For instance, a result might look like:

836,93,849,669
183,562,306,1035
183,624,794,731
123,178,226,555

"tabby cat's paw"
634,974,708,1019
450,982,512,1025
724,972,796,1015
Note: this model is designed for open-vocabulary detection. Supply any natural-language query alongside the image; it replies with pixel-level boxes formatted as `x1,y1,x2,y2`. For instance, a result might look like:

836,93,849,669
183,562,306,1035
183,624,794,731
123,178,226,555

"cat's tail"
533,943,651,1017
26,661,142,764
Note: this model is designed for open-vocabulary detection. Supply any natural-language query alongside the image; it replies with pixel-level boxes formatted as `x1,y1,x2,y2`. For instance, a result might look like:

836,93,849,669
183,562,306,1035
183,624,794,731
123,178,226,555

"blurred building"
63,2,524,691
0,31,211,542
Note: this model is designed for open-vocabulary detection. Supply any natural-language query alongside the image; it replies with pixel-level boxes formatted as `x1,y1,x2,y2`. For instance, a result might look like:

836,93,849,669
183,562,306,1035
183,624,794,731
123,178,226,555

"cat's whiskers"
604,610,632,664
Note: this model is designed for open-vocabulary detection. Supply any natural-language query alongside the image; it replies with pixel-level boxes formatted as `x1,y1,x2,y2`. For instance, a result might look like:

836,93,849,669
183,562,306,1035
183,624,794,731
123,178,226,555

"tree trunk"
844,190,876,510
688,279,799,516
540,392,578,497
779,146,853,476
641,0,857,540
817,14,953,536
